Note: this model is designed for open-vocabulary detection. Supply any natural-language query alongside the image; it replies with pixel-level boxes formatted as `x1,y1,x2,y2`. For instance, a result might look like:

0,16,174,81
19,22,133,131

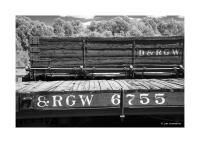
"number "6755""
111,93,165,105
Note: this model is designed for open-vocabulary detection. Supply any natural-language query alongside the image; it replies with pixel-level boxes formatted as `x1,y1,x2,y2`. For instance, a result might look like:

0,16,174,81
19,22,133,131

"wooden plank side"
86,57,132,65
86,43,132,50
86,50,132,57
31,61,83,68
134,56,182,64
40,51,82,59
135,43,183,49
39,42,82,50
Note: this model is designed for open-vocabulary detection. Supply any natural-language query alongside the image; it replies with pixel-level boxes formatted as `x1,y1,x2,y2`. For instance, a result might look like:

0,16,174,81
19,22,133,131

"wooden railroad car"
27,36,184,80
16,36,184,125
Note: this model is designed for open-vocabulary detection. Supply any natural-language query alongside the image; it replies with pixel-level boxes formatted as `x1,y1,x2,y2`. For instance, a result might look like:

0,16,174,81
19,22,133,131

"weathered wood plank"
72,81,82,91
118,80,138,90
146,79,172,89
86,50,132,57
86,43,132,50
20,82,44,92
39,42,82,50
151,79,183,89
89,80,101,91
16,79,184,93
142,79,161,89
30,81,59,92
125,80,148,90
86,57,132,65
52,81,73,91
65,81,77,91
135,43,182,49
77,80,90,91
162,79,184,86
134,56,181,64
107,80,122,90
114,80,129,90
98,80,112,91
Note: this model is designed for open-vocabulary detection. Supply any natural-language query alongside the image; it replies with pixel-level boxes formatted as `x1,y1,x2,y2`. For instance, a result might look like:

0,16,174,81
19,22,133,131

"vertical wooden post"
132,40,135,67
120,88,125,122
82,39,86,68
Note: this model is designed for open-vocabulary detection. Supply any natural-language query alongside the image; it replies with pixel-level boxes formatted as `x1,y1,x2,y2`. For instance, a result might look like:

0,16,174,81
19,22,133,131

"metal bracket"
130,65,135,78
120,88,125,122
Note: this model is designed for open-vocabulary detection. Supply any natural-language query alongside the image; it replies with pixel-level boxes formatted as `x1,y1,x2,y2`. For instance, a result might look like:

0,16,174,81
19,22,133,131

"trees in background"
16,16,184,67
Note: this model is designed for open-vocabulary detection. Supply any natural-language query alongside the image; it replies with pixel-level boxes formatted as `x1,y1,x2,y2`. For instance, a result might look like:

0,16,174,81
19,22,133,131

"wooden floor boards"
16,79,184,93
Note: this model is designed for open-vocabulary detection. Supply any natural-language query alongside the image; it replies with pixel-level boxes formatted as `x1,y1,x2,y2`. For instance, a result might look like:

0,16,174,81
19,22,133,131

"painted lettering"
52,95,63,107
138,50,145,56
111,94,120,105
126,94,135,105
172,49,180,55
66,95,76,106
156,50,162,55
163,50,170,55
79,95,94,106
37,96,48,107
146,50,154,56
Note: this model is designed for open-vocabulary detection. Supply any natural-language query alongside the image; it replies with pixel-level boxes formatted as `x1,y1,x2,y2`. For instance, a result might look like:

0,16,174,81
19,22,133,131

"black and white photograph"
3,0,200,142
16,15,184,127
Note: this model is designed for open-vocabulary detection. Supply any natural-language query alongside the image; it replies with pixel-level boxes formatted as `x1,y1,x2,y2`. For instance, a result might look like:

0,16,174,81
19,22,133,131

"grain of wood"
72,81,82,91
98,80,113,91
147,79,172,89
20,81,44,92
30,81,59,92
114,80,129,90
151,79,182,89
77,80,87,91
65,81,77,91
53,81,73,91
16,79,184,93
107,80,122,90
48,81,65,91
118,80,138,90
89,80,101,91
125,80,148,90
162,79,184,86
141,79,162,90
